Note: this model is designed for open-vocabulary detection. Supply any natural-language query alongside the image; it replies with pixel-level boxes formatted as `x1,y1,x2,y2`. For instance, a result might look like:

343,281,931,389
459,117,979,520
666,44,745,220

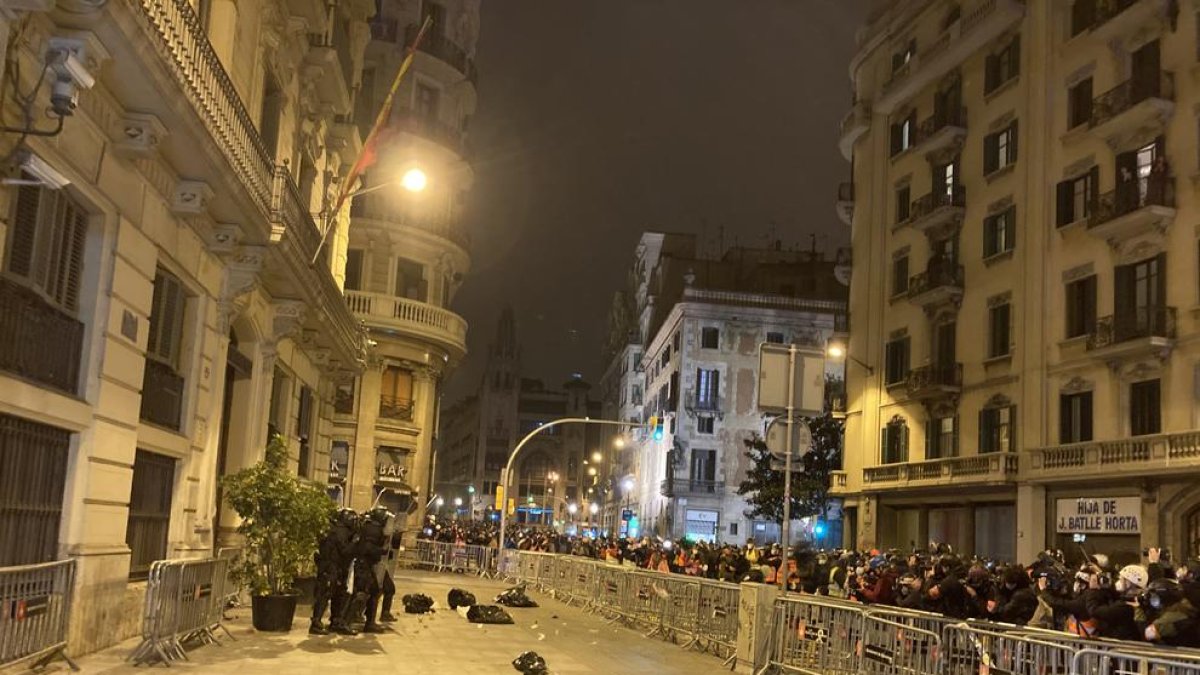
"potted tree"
221,434,334,631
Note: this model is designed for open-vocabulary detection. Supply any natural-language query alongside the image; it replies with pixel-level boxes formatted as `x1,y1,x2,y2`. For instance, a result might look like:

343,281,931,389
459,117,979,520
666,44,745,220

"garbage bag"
466,604,514,624
402,593,435,614
512,650,548,675
495,585,539,608
448,588,477,609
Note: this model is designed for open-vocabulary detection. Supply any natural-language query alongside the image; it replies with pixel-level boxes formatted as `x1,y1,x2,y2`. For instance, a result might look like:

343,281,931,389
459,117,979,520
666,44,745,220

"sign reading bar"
1055,497,1141,535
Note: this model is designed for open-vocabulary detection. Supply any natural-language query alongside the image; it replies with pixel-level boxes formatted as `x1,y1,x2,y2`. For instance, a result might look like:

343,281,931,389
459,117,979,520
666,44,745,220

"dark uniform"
311,509,358,635
352,508,390,633
378,530,401,621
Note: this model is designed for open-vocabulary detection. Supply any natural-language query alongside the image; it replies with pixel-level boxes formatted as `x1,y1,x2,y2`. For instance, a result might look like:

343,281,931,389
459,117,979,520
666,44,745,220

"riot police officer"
351,507,392,633
311,508,358,636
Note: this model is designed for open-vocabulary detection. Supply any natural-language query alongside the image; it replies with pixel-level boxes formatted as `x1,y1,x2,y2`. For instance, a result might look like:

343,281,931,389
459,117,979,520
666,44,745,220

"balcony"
906,363,963,400
660,478,725,497
898,185,966,234
863,453,1018,489
685,391,723,418
829,471,849,495
405,24,479,85
1079,0,1172,46
1086,174,1175,244
1026,431,1200,482
836,182,855,226
838,101,871,161
390,108,470,158
345,291,468,361
1088,72,1174,148
140,359,184,431
913,108,968,157
907,261,964,309
876,0,1025,113
378,395,414,422
1086,306,1176,360
0,278,82,396
350,194,471,251
304,36,352,116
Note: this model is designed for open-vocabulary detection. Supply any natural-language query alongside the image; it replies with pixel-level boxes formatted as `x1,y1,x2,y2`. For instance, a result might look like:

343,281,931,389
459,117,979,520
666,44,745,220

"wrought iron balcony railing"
660,478,725,497
1087,172,1174,229
915,107,967,144
907,262,964,299
907,363,963,395
379,395,415,422
0,277,83,396
1086,306,1176,350
1091,72,1174,128
140,359,185,431
904,185,967,225
686,391,722,414
405,24,479,84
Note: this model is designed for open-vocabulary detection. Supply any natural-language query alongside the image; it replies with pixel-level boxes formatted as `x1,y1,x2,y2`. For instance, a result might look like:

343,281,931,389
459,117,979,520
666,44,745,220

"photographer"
1078,564,1148,641
989,566,1037,625
1138,578,1200,648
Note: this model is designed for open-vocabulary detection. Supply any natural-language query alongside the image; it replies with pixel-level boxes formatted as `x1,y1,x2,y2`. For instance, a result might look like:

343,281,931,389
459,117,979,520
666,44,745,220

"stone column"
1017,484,1047,564
348,362,382,511
405,368,440,528
734,582,779,674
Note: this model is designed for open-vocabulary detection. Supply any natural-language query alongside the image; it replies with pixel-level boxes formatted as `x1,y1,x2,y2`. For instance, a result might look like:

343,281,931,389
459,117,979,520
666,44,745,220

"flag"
331,15,433,216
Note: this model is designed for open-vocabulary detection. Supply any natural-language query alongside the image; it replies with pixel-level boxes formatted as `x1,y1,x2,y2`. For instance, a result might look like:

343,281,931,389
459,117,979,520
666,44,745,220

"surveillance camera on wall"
3,151,71,190
45,48,94,117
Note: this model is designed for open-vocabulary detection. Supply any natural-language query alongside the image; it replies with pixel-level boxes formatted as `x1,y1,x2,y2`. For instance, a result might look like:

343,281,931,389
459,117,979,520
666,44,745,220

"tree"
736,413,843,528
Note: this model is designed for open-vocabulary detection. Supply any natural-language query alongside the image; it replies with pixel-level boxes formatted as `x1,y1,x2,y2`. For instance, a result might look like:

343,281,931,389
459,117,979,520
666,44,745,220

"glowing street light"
589,503,599,515
826,343,846,359
591,451,603,463
587,467,597,476
453,497,463,507
613,437,626,449
567,503,578,515
622,478,634,493
401,167,428,192
547,471,559,482
435,497,444,508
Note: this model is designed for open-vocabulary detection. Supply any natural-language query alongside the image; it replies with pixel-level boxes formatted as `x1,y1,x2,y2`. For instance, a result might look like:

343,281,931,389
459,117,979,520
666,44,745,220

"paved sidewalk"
55,569,737,675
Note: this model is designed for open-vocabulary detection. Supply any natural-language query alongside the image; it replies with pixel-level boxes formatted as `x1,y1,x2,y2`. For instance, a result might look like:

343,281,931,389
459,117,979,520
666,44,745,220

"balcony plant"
221,433,334,631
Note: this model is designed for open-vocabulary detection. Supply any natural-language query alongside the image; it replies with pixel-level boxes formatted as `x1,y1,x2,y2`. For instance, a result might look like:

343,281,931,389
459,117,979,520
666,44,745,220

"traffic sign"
766,418,812,469
622,509,633,521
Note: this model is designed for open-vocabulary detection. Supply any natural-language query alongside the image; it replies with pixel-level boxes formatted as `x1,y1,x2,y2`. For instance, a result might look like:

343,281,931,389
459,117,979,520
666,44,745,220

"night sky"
448,1,868,400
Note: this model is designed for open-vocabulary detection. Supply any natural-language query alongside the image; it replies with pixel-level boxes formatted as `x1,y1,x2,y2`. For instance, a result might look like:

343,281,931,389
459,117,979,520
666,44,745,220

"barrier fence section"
402,540,497,577
761,593,1200,675
128,557,235,666
214,547,242,613
0,559,78,671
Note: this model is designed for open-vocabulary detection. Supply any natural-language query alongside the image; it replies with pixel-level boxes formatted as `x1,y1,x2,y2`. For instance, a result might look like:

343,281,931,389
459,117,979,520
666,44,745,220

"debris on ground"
495,584,539,608
402,593,435,614
512,650,549,675
467,604,515,624
448,588,477,609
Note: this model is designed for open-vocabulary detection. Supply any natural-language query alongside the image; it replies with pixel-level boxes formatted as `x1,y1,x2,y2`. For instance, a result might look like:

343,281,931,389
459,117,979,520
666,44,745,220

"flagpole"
311,16,434,266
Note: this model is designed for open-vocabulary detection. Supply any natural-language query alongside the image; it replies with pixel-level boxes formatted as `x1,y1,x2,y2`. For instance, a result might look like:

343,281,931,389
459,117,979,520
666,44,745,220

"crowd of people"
416,517,1200,648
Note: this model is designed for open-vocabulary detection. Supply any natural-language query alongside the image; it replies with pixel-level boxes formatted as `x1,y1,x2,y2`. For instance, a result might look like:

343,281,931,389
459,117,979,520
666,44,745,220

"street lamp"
435,497,444,509
567,503,578,515
591,451,603,463
622,478,634,493
826,339,874,374
589,503,599,515
400,167,428,192
454,497,463,507
613,437,626,449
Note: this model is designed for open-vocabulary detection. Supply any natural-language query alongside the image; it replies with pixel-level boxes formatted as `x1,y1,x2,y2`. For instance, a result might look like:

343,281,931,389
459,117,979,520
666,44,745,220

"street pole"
780,345,796,592
498,417,648,555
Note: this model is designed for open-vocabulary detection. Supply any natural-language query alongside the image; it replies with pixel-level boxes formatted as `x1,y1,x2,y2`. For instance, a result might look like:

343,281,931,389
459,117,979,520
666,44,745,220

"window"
334,380,355,414
1130,379,1161,436
1065,275,1097,338
985,35,1020,93
345,249,364,291
395,258,426,301
697,416,714,434
673,332,681,351
6,183,88,313
1071,0,1096,36
142,269,188,430
885,337,910,386
729,522,739,536
984,122,1018,174
892,39,916,73
696,368,719,408
980,405,1015,453
1056,168,1098,226
260,73,284,158
927,416,958,459
415,83,440,122
661,346,671,368
988,302,1011,358
631,384,642,406
984,208,1015,258
267,367,289,440
1060,391,1093,443
689,448,716,489
881,417,909,464
766,332,784,344
0,415,69,566
701,327,720,349
890,112,916,156
127,450,176,579
296,386,314,477
1068,78,1093,129
380,365,414,420
892,255,909,295
935,159,959,197
896,185,911,223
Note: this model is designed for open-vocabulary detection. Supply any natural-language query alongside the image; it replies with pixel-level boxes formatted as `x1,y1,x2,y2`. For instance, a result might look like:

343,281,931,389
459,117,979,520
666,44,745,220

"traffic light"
813,520,827,539
649,416,664,441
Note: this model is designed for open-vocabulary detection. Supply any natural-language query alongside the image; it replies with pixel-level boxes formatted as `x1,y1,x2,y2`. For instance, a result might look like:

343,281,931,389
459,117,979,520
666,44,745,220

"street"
54,569,736,675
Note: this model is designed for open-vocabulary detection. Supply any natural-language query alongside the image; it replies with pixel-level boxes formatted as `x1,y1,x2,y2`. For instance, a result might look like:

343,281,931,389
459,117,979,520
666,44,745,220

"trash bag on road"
467,604,514,624
512,650,548,675
495,584,538,608
402,593,435,614
448,588,477,609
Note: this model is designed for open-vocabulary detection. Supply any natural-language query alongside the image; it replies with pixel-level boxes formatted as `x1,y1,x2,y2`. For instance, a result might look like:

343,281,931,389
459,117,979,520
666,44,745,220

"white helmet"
1119,564,1149,589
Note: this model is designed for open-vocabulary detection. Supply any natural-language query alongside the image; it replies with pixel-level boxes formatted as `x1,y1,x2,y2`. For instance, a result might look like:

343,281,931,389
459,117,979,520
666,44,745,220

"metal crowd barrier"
404,540,497,577
128,557,234,666
0,559,78,671
214,547,242,613
1073,647,1200,675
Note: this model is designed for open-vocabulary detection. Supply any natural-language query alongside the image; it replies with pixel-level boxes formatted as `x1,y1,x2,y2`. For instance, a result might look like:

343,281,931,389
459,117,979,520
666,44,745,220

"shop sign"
375,446,411,487
1055,497,1140,534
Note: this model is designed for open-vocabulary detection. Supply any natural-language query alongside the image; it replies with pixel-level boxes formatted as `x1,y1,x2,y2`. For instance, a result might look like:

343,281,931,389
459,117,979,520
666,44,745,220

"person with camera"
989,565,1038,625
1073,564,1148,641
1137,577,1200,647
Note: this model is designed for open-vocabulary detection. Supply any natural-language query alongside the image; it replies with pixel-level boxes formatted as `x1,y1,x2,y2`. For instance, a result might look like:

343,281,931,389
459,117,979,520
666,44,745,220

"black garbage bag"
495,585,539,608
402,593,435,614
448,588,477,609
512,650,548,675
466,604,514,624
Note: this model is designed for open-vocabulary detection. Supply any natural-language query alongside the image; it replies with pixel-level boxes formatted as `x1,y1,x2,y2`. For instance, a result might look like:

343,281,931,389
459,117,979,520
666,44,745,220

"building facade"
436,308,604,529
599,233,848,545
0,0,475,657
840,0,1200,566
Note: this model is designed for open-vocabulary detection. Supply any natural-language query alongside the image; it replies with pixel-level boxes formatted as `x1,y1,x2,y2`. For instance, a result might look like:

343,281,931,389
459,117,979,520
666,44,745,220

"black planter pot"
251,594,298,632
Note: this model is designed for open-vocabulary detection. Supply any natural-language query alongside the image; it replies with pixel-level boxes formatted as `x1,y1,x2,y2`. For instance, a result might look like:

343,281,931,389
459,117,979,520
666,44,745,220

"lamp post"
312,165,429,265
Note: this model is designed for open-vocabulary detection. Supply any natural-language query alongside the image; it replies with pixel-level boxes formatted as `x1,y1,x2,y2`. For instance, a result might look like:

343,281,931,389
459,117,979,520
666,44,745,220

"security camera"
45,48,94,118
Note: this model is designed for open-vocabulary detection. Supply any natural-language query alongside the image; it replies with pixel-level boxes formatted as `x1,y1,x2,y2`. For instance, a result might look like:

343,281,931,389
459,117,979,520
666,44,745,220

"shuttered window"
6,182,88,314
127,450,175,579
881,419,909,464
147,269,187,369
985,35,1020,94
0,414,69,566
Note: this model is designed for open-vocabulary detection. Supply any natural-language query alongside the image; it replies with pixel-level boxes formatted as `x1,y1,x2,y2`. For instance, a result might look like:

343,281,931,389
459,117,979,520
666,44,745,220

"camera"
45,45,95,118
1143,548,1172,563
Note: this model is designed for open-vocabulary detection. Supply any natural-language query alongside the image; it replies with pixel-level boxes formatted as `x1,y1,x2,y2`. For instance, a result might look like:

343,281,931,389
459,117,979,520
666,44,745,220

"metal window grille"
0,415,69,567
126,450,176,579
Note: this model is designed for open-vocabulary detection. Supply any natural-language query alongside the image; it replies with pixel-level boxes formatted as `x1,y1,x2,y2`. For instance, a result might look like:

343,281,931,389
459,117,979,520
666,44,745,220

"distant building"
599,233,848,544
437,308,603,527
